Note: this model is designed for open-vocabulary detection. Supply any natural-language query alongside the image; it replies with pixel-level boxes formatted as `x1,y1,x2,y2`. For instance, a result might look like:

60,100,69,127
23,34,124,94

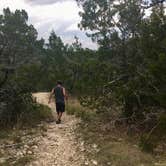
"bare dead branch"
142,0,166,9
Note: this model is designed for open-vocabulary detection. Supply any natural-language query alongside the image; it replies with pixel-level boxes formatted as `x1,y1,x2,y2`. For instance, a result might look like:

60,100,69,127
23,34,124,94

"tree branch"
0,69,9,88
142,0,166,9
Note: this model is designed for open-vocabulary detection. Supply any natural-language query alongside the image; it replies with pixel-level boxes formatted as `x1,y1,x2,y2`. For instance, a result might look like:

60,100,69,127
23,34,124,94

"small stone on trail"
92,159,98,165
118,138,123,142
58,126,63,129
0,149,5,154
42,133,47,137
16,151,23,157
80,147,85,152
24,145,29,149
85,161,89,165
154,163,166,166
27,151,33,155
81,141,84,146
0,158,6,164
32,161,40,165
133,144,138,148
22,150,26,155
92,144,98,148
32,145,38,149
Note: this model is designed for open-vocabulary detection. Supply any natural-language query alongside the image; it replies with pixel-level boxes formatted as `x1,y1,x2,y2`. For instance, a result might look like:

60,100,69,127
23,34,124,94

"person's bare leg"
56,112,62,124
57,112,59,120
58,112,62,121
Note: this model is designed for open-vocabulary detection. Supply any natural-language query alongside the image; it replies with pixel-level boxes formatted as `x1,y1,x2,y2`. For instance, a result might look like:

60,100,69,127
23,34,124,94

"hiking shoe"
56,119,61,124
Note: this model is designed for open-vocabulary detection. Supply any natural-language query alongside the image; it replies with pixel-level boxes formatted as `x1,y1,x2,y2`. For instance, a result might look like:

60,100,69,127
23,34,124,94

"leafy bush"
139,114,166,153
18,103,53,127
139,134,155,153
66,103,95,122
0,83,53,128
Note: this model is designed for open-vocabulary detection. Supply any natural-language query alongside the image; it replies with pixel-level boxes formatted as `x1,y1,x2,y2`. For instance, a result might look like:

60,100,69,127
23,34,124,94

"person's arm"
48,88,54,104
63,87,68,100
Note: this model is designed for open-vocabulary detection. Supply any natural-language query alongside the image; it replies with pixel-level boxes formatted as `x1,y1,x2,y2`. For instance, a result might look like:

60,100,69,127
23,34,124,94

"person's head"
57,80,62,86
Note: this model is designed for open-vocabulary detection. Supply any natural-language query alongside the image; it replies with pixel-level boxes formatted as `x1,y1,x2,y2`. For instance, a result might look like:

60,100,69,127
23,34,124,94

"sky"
0,0,97,49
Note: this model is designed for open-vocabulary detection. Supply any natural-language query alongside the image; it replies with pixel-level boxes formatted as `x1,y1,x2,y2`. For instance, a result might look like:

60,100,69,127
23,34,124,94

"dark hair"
57,80,62,85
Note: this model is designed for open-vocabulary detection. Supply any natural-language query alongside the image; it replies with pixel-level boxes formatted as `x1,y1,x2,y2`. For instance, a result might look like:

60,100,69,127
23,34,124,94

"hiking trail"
29,92,86,166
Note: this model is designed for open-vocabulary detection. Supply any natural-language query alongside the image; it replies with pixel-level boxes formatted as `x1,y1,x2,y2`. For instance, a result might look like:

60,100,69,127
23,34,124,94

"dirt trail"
29,93,86,166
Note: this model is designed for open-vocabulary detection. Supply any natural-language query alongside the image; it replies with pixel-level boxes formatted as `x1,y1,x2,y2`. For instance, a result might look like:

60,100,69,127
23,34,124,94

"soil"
29,93,86,166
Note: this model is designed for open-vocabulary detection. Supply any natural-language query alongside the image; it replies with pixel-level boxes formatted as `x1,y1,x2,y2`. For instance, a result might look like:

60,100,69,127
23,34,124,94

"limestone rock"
92,144,98,149
0,158,6,164
85,161,89,165
92,159,98,165
27,151,33,155
24,145,29,149
32,145,38,149
16,151,23,157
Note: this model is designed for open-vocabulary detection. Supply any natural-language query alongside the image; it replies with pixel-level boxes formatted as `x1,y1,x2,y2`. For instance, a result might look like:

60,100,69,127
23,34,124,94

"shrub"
139,134,155,153
139,114,166,153
66,103,95,122
0,83,53,129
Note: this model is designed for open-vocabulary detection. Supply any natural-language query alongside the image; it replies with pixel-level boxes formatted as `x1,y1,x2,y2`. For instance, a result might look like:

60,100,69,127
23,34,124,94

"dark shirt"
54,86,65,104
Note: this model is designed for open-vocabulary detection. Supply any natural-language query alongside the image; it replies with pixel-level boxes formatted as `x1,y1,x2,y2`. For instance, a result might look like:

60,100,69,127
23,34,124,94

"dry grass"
78,120,159,166
67,98,166,166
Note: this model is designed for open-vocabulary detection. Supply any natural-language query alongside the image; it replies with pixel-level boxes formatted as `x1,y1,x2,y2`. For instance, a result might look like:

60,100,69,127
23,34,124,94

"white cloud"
66,23,78,32
0,0,28,12
25,0,73,6
0,0,97,49
28,1,80,21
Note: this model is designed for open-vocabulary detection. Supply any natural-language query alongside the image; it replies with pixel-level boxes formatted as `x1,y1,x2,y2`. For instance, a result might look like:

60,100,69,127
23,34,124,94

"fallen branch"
142,0,166,9
145,121,160,141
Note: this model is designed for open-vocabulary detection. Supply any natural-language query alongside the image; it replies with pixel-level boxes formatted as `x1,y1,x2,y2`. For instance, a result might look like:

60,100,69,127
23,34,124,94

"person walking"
48,81,67,124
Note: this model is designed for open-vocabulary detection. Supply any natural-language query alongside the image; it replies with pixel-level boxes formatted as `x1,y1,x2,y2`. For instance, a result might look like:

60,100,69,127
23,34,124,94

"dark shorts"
56,102,65,113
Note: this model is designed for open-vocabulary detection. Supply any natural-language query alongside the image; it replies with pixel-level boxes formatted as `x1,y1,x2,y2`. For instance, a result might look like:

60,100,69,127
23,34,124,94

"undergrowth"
17,103,53,128
66,99,166,166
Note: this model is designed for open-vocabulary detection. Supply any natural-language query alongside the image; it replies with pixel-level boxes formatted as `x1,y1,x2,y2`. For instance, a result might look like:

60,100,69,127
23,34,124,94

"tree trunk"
0,70,9,88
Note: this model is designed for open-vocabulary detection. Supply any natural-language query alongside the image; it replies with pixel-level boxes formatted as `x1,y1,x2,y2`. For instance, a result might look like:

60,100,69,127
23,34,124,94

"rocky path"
29,93,86,166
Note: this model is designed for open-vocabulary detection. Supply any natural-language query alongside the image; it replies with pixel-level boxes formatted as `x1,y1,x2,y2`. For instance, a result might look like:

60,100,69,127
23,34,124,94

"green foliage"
0,8,52,128
0,83,53,128
139,114,166,153
139,134,155,153
158,114,166,133
0,8,41,81
0,84,32,128
26,105,53,125
76,0,166,120
66,103,95,122
0,130,9,139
